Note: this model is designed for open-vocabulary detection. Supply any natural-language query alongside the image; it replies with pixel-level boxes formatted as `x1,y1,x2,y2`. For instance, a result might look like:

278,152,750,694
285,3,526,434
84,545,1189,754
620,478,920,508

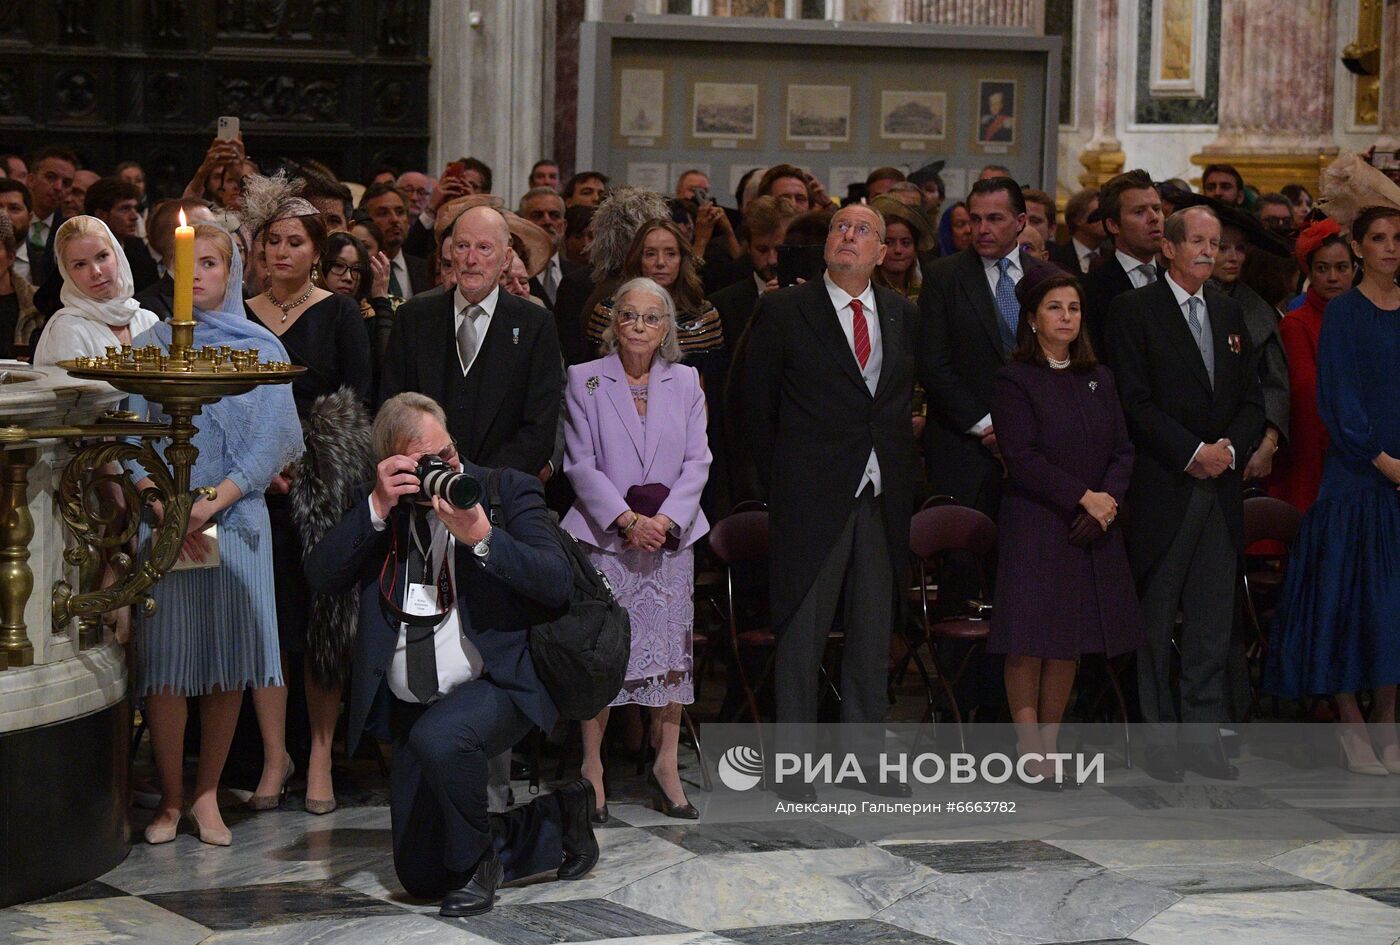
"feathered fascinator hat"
1318,150,1400,230
239,170,320,238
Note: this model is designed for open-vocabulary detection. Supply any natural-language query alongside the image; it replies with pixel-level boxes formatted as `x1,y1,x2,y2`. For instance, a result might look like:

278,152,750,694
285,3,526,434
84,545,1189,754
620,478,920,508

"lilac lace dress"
587,384,695,707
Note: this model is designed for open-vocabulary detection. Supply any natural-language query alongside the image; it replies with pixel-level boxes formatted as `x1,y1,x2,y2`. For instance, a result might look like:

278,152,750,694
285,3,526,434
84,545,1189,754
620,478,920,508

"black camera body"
414,456,482,509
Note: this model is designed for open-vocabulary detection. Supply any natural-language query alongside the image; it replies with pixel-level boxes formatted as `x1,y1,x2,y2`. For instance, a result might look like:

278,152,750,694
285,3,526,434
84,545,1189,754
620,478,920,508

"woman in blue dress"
130,224,304,844
1268,205,1400,775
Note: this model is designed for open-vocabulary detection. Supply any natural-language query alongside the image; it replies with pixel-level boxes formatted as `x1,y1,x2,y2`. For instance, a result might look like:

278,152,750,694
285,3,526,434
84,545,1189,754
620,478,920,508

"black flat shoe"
440,853,502,918
648,772,699,820
556,779,600,881
591,803,610,825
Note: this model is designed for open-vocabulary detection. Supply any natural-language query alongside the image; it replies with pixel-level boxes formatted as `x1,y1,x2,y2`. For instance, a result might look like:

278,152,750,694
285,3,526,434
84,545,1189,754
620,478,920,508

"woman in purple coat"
989,270,1144,786
562,277,712,822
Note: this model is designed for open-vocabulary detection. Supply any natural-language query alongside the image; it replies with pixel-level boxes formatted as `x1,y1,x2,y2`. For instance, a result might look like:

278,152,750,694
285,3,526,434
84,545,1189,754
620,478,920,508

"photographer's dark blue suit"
305,462,572,900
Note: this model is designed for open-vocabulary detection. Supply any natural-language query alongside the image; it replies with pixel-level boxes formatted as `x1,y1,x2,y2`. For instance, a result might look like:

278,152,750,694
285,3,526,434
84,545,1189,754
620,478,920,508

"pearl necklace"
266,282,315,322
1048,355,1071,370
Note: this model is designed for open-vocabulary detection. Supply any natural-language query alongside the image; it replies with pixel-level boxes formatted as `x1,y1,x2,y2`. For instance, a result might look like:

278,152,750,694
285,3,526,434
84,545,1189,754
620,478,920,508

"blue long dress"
1266,288,1400,698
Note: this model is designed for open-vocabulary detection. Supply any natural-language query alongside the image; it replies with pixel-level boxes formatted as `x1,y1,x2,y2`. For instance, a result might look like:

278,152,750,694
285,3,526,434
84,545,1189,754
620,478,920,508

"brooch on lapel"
1089,380,1098,391
512,327,520,345
586,376,599,395
1227,333,1242,354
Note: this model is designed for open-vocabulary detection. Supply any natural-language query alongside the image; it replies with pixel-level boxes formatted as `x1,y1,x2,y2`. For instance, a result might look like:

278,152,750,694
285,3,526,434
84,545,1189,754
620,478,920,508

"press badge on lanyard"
406,526,454,623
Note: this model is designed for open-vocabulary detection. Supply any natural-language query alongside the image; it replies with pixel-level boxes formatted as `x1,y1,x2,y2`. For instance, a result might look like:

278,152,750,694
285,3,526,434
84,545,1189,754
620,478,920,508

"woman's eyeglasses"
328,262,365,280
618,309,664,328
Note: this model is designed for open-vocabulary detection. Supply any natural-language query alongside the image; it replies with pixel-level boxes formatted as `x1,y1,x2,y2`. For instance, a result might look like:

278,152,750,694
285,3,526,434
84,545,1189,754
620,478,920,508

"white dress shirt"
391,249,415,301
369,497,485,704
1163,272,1235,471
968,249,1024,436
454,284,499,375
823,272,883,497
1071,237,1097,274
1117,249,1158,289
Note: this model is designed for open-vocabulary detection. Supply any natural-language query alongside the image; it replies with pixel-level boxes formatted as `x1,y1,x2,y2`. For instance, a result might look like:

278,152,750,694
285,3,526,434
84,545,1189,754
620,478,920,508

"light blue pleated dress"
126,235,304,697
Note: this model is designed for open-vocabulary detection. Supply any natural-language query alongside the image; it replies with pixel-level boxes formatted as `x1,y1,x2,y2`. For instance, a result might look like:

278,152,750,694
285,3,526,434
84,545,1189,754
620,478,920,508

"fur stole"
289,386,375,688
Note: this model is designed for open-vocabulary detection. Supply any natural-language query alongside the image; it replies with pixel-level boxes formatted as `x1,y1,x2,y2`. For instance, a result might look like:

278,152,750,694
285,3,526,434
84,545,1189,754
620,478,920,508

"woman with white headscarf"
127,223,304,846
32,215,158,365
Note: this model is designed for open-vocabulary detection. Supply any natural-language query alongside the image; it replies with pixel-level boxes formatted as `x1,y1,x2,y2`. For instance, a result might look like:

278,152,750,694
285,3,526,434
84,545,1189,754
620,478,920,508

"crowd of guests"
4,139,1400,912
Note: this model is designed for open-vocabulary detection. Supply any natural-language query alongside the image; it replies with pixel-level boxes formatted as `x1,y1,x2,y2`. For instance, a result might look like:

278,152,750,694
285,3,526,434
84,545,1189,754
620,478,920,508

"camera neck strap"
378,508,455,629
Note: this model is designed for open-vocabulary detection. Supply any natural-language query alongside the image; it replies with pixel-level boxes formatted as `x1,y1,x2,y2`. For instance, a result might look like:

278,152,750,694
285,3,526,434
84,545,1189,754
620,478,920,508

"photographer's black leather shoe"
556,778,600,881
440,853,502,918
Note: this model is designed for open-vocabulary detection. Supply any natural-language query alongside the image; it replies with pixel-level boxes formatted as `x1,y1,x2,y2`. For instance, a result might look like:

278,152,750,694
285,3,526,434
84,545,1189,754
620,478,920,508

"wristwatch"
471,526,492,560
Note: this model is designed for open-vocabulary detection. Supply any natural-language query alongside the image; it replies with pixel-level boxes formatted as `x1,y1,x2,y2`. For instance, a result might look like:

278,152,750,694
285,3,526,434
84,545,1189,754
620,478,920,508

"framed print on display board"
783,83,851,151
974,79,1018,155
690,82,759,149
877,89,948,151
617,68,666,147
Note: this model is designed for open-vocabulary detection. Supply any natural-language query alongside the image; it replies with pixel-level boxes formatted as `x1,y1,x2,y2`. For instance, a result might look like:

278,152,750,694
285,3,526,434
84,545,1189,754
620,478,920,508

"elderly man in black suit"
742,203,920,800
919,175,1047,514
1106,205,1264,782
1083,170,1165,355
305,393,597,916
380,205,563,479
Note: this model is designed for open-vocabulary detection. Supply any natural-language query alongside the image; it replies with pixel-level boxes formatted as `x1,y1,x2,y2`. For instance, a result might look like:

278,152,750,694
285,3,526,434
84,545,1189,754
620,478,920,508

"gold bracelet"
620,513,640,535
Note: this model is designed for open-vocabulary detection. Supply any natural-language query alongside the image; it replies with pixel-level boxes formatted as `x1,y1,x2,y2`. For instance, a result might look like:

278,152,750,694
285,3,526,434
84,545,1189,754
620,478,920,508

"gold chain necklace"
266,282,315,323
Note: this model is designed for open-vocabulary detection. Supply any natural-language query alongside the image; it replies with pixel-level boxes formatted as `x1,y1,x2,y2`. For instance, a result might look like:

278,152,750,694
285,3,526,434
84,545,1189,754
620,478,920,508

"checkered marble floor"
6,768,1400,945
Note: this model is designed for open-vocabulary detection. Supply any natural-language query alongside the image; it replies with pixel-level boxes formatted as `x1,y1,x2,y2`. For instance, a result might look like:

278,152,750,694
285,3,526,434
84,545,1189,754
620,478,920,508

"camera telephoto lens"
415,456,482,509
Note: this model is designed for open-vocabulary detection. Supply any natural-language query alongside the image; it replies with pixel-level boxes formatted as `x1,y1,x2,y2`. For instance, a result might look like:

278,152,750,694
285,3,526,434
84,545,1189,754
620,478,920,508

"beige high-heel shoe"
143,811,181,845
1339,730,1388,777
186,808,232,846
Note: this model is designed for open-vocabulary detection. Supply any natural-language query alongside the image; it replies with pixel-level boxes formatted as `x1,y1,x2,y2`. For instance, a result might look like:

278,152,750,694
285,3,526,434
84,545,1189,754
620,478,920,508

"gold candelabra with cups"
0,211,302,669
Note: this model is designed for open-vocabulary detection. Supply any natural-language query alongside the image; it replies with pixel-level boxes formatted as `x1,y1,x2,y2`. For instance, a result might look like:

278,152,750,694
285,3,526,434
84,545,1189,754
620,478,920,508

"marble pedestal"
0,364,129,906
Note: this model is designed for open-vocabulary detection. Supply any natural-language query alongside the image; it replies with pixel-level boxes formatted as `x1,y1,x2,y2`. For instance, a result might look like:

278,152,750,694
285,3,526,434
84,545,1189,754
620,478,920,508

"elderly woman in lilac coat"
562,276,712,822
989,270,1144,788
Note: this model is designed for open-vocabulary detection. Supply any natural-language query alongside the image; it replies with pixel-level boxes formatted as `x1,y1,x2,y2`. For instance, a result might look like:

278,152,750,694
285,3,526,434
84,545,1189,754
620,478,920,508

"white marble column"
429,0,555,204
1076,0,1123,185
1193,0,1338,190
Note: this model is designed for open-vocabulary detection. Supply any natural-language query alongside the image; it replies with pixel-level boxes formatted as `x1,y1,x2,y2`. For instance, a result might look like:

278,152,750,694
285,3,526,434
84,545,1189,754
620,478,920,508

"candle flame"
178,208,187,226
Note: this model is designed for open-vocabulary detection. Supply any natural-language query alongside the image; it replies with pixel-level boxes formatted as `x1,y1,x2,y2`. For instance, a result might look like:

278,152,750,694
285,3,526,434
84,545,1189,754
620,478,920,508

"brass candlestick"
0,323,303,668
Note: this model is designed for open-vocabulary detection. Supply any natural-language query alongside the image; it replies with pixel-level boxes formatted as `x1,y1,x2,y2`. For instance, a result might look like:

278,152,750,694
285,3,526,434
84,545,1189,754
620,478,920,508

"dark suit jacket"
124,237,161,293
403,251,432,298
29,211,66,317
709,271,760,352
1105,278,1265,579
918,247,1047,509
551,264,596,366
303,464,572,756
1048,239,1084,275
742,277,920,625
134,272,174,320
1083,253,1142,357
379,289,563,475
402,218,434,261
528,255,584,310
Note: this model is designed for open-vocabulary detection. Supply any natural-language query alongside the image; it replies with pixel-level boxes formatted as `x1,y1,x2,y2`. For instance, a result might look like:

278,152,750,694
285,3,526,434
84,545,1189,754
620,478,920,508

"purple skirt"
586,544,694,707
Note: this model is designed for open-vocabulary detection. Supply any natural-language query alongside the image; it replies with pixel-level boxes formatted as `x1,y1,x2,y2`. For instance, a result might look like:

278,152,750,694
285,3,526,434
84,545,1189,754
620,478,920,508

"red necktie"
851,298,871,370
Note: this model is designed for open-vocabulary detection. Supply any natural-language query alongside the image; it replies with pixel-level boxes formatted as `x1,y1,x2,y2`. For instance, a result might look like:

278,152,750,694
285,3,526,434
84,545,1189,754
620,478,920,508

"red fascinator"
1294,217,1342,270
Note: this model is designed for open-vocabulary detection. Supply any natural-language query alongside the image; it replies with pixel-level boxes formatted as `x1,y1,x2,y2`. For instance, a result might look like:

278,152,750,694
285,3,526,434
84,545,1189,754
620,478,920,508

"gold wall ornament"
1345,0,1383,127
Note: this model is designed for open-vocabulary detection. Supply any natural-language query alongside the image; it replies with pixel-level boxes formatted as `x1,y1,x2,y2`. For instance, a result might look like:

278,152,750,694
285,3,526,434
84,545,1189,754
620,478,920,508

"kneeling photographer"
305,392,598,917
